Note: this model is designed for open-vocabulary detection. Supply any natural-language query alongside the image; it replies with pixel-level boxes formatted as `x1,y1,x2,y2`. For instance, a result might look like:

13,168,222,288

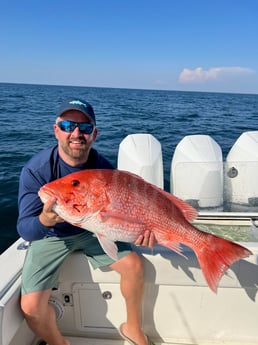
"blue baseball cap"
57,98,96,125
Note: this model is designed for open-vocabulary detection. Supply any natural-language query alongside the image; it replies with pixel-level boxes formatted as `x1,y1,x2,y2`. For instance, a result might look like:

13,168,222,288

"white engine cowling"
225,131,258,211
117,133,164,189
170,135,223,210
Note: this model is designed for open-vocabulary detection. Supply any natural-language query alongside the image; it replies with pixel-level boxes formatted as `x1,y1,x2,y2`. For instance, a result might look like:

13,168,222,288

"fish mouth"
38,188,88,223
38,188,56,204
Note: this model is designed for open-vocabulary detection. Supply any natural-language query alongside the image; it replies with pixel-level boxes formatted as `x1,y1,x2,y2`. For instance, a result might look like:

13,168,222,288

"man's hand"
39,197,64,227
134,230,156,248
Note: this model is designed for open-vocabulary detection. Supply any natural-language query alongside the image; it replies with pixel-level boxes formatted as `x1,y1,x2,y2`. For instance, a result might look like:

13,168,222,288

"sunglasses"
57,120,94,134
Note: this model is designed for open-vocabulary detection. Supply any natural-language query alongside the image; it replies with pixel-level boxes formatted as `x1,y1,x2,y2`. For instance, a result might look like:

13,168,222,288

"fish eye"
71,179,80,187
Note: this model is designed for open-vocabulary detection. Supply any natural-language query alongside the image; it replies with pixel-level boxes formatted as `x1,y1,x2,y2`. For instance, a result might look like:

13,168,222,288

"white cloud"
179,66,256,84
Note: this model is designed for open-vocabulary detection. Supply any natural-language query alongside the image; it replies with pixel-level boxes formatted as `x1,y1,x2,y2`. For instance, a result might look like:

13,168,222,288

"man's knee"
127,252,144,274
111,252,144,277
21,290,51,318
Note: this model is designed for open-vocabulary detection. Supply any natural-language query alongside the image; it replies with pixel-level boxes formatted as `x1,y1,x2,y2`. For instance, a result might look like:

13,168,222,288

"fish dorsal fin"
166,194,198,222
149,183,198,222
123,171,198,222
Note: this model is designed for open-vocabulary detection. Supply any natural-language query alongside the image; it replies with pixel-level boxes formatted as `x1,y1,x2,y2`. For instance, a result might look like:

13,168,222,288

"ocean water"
1,82,258,254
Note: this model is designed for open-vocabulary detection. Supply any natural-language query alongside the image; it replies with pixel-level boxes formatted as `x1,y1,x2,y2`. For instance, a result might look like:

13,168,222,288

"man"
17,98,155,345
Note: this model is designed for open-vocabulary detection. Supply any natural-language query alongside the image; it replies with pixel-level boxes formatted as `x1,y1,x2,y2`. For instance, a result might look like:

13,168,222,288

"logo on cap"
69,100,86,107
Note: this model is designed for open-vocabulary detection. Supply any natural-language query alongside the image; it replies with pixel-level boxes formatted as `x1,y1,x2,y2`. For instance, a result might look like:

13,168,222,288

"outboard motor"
225,131,258,211
117,133,164,189
170,135,223,211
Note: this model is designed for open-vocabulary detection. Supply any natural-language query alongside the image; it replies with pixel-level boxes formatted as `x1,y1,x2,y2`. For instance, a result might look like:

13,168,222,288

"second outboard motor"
171,135,223,210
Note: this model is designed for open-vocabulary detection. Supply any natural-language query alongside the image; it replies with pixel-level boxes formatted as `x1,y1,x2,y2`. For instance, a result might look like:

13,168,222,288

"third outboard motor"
225,131,258,212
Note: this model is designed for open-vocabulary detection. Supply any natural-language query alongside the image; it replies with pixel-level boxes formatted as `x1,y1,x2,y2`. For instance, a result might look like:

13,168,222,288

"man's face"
54,110,98,166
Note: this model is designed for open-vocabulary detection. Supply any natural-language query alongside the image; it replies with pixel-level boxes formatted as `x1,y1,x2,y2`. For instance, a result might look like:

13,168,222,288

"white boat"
1,132,258,345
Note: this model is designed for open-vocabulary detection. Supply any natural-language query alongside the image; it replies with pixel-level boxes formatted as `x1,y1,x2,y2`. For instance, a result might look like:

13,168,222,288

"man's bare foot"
119,323,154,345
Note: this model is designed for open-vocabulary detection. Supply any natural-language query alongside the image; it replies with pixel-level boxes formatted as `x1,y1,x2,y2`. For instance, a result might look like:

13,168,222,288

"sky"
0,0,258,94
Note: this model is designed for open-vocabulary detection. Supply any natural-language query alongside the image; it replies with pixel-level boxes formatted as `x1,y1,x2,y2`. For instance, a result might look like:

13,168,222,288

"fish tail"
196,234,252,293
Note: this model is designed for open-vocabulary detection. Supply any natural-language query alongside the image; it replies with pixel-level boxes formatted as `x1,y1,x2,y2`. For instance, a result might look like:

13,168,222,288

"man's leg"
110,252,148,345
21,290,70,345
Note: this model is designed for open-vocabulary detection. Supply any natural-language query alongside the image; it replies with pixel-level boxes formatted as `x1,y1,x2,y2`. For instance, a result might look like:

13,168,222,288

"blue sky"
1,0,257,94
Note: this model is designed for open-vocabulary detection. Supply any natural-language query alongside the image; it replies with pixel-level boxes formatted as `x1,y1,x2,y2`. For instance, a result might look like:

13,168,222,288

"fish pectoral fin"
99,211,145,226
96,233,118,261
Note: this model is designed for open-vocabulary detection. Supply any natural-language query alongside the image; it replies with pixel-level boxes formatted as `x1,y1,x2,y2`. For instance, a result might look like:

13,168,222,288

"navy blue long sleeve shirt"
17,145,113,241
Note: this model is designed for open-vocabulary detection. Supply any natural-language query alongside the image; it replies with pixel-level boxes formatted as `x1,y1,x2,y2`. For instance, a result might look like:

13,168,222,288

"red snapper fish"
38,169,252,292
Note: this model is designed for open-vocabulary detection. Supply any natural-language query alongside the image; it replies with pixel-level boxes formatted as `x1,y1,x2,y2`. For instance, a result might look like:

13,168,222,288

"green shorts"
21,231,132,295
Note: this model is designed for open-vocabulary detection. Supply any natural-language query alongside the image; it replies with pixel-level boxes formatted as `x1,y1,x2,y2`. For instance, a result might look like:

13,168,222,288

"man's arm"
17,167,52,241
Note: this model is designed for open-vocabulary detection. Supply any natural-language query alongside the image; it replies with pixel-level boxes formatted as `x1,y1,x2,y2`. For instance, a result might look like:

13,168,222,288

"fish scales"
107,171,199,247
108,170,163,225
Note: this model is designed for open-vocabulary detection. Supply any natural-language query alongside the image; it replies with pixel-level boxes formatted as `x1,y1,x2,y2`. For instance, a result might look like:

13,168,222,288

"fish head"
38,170,108,224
